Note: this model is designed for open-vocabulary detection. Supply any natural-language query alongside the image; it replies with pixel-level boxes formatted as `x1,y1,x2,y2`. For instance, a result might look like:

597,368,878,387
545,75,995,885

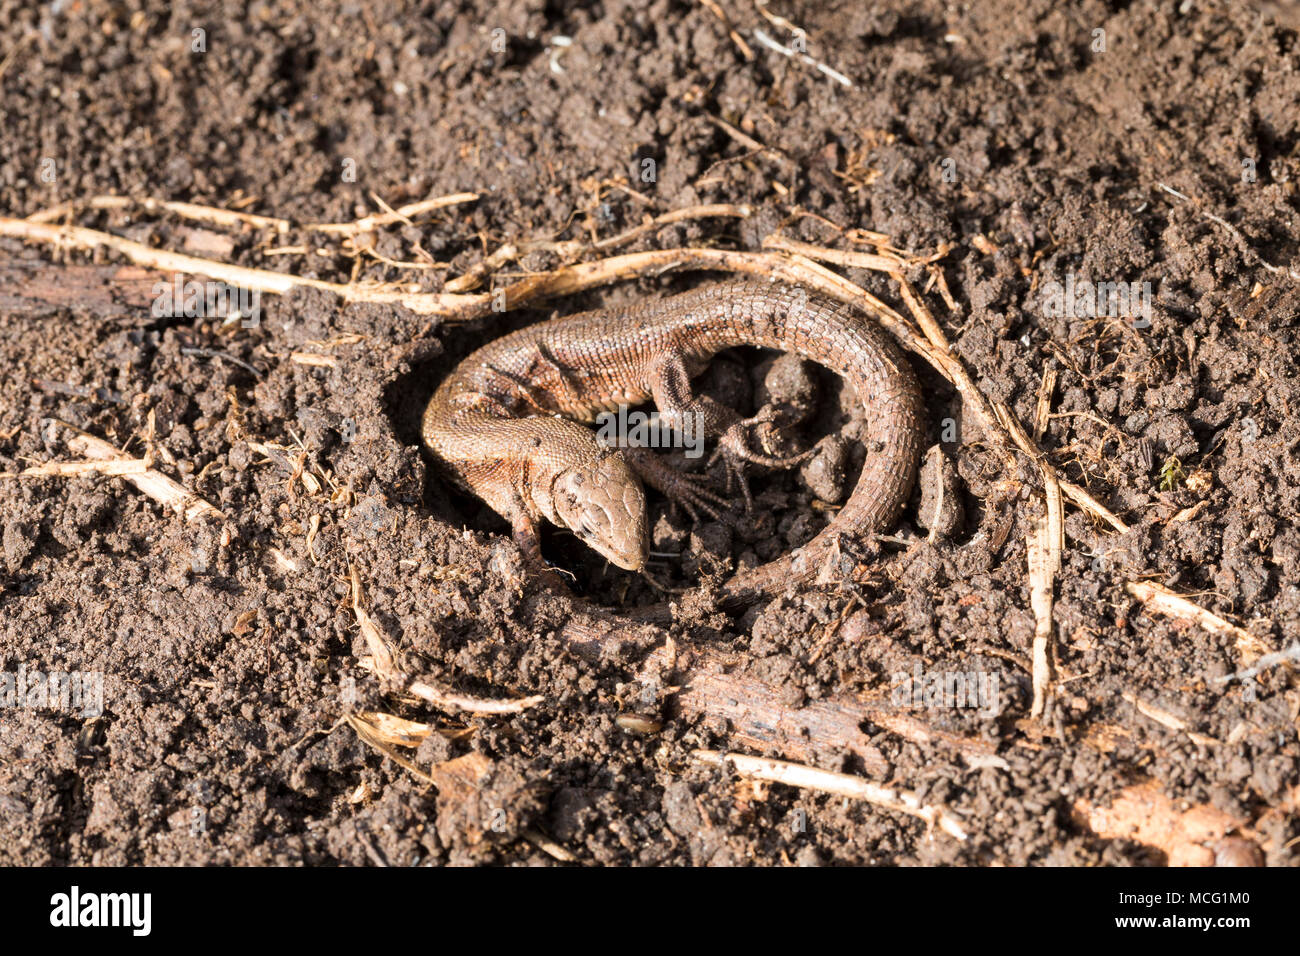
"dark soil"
1,0,1298,866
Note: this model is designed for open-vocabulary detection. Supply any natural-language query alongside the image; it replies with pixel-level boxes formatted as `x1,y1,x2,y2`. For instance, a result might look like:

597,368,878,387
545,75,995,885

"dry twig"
1126,581,1272,662
4,421,224,522
696,750,968,841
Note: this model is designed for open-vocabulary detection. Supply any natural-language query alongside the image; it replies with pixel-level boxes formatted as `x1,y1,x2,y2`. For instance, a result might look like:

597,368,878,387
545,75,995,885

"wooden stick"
7,421,225,523
408,680,544,715
1126,581,1273,661
0,261,162,319
695,750,968,840
307,192,480,234
1027,509,1059,718
25,195,292,232
762,233,905,272
557,615,1000,771
0,216,479,312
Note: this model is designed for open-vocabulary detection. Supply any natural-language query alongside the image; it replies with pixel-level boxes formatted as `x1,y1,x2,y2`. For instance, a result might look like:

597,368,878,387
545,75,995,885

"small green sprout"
1158,456,1186,492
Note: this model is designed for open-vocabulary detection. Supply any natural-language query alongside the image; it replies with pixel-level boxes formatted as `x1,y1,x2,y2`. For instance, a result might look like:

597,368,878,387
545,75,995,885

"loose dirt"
1,0,1297,865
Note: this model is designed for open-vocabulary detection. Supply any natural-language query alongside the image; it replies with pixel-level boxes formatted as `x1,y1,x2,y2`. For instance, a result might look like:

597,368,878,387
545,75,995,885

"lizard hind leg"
646,352,812,513
653,401,809,512
708,406,816,508
712,407,816,468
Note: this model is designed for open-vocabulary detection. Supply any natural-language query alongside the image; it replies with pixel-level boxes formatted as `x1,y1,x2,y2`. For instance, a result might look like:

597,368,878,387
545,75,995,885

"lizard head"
548,451,649,572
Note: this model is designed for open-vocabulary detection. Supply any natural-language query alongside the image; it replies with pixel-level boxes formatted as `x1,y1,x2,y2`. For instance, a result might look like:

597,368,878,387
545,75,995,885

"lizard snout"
550,454,649,572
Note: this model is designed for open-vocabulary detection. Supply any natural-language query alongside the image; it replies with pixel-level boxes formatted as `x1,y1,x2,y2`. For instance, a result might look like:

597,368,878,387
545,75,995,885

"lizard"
422,280,925,607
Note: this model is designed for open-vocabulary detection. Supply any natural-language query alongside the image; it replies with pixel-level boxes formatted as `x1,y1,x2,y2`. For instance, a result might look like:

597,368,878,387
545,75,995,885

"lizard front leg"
509,510,578,593
620,445,732,523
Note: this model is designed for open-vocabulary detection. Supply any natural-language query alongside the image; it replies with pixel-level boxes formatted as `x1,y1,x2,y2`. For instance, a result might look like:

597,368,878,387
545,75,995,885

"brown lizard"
422,281,925,606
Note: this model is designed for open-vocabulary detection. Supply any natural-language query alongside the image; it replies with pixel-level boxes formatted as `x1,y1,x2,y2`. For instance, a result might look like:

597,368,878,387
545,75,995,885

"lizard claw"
708,410,813,511
622,446,737,525
666,471,734,524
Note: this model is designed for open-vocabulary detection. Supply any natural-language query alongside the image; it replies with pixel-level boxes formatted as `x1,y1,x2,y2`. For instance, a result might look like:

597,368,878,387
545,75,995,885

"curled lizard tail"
686,282,925,606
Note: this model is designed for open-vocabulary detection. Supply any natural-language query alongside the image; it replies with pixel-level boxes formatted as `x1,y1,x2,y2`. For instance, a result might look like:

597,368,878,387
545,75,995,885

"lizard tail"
692,282,927,606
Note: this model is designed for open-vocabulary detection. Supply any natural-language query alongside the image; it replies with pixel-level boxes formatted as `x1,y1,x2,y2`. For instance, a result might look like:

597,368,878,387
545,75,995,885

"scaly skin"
422,281,925,606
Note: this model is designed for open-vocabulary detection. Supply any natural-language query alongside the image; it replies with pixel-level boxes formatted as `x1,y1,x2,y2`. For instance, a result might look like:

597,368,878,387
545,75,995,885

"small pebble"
801,435,849,503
